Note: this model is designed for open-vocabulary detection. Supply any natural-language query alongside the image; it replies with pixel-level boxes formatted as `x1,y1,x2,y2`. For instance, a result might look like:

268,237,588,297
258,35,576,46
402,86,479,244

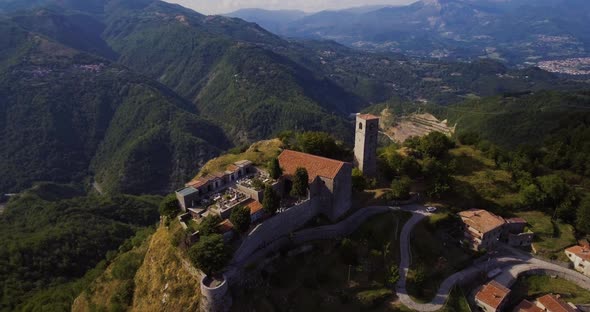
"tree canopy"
159,194,180,218
230,206,251,233
188,234,230,276
268,157,283,180
290,167,309,198
198,215,222,236
262,185,280,215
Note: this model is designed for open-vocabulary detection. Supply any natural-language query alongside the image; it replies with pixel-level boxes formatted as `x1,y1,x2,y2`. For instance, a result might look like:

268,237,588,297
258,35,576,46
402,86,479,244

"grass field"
407,212,476,302
196,139,283,178
231,211,412,312
515,211,577,261
449,146,520,211
508,275,590,308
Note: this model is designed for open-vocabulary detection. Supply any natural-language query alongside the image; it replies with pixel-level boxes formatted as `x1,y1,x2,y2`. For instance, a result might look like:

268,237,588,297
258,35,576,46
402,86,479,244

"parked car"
426,206,437,213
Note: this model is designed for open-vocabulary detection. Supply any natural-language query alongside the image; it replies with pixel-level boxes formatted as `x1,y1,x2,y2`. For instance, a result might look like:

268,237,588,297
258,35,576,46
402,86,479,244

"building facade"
459,209,506,251
278,149,352,221
354,114,379,177
565,245,590,277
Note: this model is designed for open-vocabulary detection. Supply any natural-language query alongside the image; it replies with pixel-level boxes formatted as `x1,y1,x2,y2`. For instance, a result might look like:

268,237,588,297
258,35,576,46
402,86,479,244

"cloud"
164,0,415,15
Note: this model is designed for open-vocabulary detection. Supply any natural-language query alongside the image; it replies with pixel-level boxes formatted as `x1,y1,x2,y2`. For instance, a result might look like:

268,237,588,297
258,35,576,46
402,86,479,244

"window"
359,122,363,130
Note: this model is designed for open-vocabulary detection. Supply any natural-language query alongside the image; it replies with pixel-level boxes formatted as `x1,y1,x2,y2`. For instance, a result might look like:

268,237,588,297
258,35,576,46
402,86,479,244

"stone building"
565,245,590,277
278,149,352,221
459,209,506,251
475,280,511,312
536,294,578,312
504,217,534,248
354,114,379,177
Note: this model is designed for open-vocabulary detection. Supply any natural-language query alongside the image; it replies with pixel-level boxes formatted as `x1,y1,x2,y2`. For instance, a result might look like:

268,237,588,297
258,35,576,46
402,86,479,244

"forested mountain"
0,18,228,194
0,0,587,195
238,0,590,65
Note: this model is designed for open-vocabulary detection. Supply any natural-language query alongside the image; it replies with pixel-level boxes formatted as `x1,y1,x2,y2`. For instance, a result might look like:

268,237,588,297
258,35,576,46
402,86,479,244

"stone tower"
354,114,380,177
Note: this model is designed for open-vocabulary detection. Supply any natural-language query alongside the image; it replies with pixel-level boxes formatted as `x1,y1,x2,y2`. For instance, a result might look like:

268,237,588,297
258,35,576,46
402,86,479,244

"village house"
475,280,511,312
459,209,506,251
536,294,579,312
514,299,543,312
175,160,255,211
565,245,590,277
504,217,534,247
278,149,352,221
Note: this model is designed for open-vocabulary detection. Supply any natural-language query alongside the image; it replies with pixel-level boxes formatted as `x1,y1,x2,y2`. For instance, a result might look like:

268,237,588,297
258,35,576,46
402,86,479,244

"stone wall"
230,198,319,266
200,275,232,312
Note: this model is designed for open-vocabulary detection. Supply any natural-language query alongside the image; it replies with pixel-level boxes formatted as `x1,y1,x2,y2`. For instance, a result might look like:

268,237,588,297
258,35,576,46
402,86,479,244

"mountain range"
230,0,590,65
0,0,586,195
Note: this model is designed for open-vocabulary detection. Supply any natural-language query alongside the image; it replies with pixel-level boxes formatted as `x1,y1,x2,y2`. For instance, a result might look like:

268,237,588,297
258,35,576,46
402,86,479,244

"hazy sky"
164,0,415,15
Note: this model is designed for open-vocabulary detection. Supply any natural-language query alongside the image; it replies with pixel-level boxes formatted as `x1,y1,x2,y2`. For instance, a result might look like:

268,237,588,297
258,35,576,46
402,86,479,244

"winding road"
392,205,590,311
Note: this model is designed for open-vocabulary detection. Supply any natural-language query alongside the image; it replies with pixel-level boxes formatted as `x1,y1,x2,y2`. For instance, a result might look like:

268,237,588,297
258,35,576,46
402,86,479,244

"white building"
565,245,590,277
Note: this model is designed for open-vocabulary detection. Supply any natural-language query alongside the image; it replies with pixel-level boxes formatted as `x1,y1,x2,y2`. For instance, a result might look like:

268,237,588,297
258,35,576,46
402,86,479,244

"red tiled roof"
278,150,347,182
475,281,511,310
186,177,209,188
514,300,543,312
211,171,226,178
537,294,577,312
357,114,379,121
506,217,527,224
226,164,239,172
244,198,263,215
459,209,506,234
566,245,590,262
217,219,234,233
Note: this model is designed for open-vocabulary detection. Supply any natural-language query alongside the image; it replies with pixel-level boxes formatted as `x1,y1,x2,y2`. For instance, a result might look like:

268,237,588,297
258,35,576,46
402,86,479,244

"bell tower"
354,114,380,177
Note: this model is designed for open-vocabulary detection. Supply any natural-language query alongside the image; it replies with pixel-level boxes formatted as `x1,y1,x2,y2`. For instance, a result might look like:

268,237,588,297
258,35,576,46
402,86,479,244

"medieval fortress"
174,114,380,312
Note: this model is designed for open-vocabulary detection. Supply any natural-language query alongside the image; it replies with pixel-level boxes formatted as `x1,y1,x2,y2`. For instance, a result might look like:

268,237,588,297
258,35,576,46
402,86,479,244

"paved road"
390,205,590,312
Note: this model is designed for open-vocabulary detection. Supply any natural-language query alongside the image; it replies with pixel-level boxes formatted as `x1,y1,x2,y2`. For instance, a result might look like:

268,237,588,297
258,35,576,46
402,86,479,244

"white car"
426,206,437,213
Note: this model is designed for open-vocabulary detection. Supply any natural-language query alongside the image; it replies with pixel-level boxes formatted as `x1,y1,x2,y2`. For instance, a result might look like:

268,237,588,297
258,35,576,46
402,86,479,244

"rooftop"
244,198,263,215
186,177,209,188
177,187,198,197
278,149,347,182
459,209,506,234
357,114,380,121
506,217,527,224
475,280,511,310
514,300,543,312
217,219,234,233
566,245,590,262
537,294,577,312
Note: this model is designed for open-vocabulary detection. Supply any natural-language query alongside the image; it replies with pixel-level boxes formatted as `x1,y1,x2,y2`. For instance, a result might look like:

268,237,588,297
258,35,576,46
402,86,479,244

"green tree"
390,177,412,200
352,168,367,192
188,234,230,276
262,185,280,214
198,215,222,236
159,194,180,218
576,197,590,234
418,132,454,158
538,174,569,218
229,205,250,233
296,131,349,160
290,167,309,198
386,264,400,286
519,184,545,208
268,157,283,179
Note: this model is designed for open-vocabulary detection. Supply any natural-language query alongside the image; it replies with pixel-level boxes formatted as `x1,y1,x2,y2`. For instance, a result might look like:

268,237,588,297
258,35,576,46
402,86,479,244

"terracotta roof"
211,171,226,178
357,114,379,121
506,217,527,224
244,198,263,215
278,150,347,182
226,164,240,172
537,294,577,312
459,209,506,234
186,177,209,188
235,160,253,167
475,281,511,310
217,219,234,233
514,300,543,312
566,245,590,262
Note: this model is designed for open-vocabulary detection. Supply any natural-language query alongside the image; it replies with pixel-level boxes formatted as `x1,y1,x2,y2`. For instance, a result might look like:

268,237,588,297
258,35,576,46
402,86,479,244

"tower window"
359,122,363,130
